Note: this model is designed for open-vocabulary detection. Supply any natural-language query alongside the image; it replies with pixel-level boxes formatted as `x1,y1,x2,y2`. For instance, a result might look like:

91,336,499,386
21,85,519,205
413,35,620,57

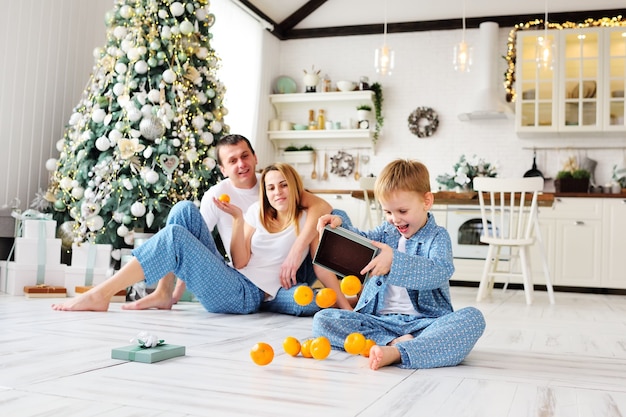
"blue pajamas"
312,213,486,369
312,306,485,368
132,201,320,316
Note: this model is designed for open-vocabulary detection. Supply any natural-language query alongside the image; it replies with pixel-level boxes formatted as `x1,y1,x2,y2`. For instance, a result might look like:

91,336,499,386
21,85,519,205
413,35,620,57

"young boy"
312,159,485,370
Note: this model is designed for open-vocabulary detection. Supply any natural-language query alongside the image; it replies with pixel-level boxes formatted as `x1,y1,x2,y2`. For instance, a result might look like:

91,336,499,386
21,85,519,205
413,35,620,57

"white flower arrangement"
436,154,498,190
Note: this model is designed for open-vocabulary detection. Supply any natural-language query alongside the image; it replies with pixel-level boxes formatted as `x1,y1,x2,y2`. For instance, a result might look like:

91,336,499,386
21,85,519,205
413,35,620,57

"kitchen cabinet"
602,198,626,288
515,27,626,134
315,192,363,228
268,91,375,152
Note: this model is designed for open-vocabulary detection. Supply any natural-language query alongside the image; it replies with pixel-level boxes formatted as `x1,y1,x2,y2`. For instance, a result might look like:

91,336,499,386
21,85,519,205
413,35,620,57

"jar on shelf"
308,109,317,130
317,109,325,130
358,76,370,91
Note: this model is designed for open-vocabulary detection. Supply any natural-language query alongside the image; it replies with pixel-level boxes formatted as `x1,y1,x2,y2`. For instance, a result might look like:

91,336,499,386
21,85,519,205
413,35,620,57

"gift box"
76,285,127,302
71,243,112,269
24,285,67,298
22,219,57,239
1,262,66,295
111,344,185,363
64,266,112,296
14,237,62,265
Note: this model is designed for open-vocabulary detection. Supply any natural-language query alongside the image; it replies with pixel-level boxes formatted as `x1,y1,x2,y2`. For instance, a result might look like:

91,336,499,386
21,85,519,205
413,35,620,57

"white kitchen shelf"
268,91,376,152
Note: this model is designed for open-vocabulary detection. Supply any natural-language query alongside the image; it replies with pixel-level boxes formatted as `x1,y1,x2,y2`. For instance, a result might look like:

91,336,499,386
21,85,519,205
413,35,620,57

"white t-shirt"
379,236,420,315
199,174,260,260
237,202,308,298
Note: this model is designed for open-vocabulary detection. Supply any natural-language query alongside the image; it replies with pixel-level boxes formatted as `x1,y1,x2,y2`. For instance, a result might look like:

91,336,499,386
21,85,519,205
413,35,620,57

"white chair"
473,177,555,305
359,176,381,229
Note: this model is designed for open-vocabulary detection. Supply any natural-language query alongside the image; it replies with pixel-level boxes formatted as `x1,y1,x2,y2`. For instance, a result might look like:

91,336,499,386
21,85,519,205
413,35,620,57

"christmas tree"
44,0,227,253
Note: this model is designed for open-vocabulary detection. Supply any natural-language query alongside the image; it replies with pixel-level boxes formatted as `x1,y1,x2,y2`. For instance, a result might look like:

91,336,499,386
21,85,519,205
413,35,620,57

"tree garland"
408,107,439,138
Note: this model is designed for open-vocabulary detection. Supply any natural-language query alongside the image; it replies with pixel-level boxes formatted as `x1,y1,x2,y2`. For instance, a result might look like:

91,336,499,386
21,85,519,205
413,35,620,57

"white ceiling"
245,0,623,29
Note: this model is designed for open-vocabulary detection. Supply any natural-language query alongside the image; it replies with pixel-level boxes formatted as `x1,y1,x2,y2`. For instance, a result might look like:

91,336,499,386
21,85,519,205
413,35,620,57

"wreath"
408,107,439,138
329,150,354,177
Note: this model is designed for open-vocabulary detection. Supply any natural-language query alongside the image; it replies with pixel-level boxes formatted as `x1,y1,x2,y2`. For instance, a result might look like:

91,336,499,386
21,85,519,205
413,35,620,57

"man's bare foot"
369,345,401,370
51,289,110,312
122,289,174,310
171,280,187,304
389,334,414,346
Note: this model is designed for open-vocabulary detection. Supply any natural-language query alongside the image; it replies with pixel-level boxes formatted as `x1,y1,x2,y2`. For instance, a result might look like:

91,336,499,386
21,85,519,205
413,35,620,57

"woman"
52,163,351,314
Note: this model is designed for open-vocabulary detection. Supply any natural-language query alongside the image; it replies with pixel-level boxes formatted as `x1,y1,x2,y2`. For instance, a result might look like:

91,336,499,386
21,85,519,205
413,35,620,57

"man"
125,134,338,309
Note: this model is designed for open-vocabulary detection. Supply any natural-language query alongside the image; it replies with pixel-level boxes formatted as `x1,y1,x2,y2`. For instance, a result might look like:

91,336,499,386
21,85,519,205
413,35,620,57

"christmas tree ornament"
86,215,105,231
57,221,76,249
131,201,146,217
139,116,165,141
146,211,155,228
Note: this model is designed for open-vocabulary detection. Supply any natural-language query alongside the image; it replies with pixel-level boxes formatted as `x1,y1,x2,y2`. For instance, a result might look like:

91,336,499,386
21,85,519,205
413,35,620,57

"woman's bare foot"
369,345,401,370
171,280,187,304
122,288,174,310
51,289,110,312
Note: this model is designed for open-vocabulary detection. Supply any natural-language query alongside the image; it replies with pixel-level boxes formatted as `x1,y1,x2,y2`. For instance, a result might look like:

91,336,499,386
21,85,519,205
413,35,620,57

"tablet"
313,226,379,282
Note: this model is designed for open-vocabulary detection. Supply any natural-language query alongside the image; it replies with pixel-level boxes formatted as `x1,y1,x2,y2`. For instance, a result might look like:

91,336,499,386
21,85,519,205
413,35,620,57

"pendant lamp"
453,0,472,72
375,0,394,76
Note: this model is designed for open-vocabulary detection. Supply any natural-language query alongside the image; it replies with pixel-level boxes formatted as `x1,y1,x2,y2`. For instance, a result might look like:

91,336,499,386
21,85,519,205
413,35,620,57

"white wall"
0,0,111,210
266,27,626,192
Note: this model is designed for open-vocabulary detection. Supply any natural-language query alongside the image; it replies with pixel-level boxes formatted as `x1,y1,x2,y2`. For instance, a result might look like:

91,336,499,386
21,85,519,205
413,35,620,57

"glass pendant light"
453,0,472,72
536,0,555,69
375,0,394,76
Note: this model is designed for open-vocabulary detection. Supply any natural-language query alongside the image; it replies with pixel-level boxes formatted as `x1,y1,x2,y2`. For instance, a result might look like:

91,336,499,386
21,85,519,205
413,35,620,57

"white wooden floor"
1,286,625,417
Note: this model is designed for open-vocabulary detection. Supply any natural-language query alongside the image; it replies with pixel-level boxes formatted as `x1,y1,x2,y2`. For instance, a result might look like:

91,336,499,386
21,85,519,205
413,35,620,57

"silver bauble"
139,116,165,141
57,221,76,249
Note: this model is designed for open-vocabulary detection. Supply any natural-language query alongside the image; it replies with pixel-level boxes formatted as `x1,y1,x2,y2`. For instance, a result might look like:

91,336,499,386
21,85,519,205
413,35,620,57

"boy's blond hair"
374,159,431,201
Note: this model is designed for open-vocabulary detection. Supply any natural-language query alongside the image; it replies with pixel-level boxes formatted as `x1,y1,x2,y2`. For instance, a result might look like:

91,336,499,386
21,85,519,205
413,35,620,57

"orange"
310,336,331,360
343,332,366,355
360,339,376,357
340,275,362,296
293,285,314,306
250,342,274,366
315,288,337,308
300,339,313,358
282,336,301,357
218,193,230,203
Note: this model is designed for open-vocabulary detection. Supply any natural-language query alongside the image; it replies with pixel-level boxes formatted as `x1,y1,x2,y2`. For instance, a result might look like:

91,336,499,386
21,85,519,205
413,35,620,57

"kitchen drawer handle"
575,220,585,226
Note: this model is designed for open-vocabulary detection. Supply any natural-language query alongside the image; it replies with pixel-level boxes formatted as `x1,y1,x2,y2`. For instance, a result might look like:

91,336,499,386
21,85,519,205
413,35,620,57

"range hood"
458,22,514,121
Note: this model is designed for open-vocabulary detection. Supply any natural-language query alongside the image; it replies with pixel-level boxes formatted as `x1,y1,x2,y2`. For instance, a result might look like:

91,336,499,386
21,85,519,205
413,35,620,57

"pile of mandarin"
250,275,375,366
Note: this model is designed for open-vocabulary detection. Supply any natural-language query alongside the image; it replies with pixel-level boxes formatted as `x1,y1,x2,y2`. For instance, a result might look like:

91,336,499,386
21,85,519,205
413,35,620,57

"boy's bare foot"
51,289,110,312
122,289,174,310
369,345,401,370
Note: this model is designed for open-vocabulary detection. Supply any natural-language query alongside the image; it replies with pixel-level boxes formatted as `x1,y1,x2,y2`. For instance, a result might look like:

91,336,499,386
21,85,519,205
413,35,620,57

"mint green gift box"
111,344,186,363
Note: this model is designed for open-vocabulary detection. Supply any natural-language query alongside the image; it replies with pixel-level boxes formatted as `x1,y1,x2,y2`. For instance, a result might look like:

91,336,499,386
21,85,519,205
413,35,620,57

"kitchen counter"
310,189,626,208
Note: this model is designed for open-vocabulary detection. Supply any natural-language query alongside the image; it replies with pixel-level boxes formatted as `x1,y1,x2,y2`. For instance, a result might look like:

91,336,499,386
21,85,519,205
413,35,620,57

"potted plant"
356,105,372,129
554,168,591,193
282,145,315,164
370,82,384,143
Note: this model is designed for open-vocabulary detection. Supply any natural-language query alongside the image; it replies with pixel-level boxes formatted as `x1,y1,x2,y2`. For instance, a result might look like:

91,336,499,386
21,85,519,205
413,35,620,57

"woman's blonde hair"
374,159,431,201
259,163,305,233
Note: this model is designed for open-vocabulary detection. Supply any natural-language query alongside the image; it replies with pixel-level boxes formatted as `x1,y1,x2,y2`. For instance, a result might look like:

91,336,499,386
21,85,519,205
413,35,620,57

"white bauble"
180,20,194,35
147,89,160,103
161,26,171,39
196,7,207,21
171,26,180,35
71,187,85,200
185,149,198,163
59,177,73,190
124,233,134,246
162,69,176,84
69,112,81,125
119,5,133,19
189,178,200,189
203,157,216,170
56,139,65,152
71,180,80,188
45,158,58,171
93,47,104,59
141,104,154,116
158,9,168,19
145,170,159,184
197,91,207,104
171,138,181,147
146,211,155,228
143,146,153,158
131,201,146,217
127,107,142,122
95,136,111,151
81,202,101,218
111,249,121,261
120,39,133,53
117,224,129,237
86,215,104,232
192,115,205,130
113,26,127,39
83,189,96,200
122,178,133,190
115,62,127,74
195,47,208,59
140,116,166,140
150,40,161,51
170,2,184,16
112,211,124,223
211,121,223,133
113,82,125,96
108,129,122,143
134,60,148,74
91,108,106,123
201,131,213,144
104,113,112,125
127,47,141,61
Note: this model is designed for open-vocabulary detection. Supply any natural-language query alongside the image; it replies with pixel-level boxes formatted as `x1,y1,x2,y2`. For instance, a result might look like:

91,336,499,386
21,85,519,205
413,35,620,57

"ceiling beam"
265,9,625,40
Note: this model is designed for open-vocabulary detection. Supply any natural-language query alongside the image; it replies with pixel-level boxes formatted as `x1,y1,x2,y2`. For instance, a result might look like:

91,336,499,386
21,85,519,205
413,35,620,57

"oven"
446,205,509,260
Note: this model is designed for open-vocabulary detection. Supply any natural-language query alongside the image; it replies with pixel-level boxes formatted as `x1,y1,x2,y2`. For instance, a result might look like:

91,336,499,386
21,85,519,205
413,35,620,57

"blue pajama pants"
312,306,485,369
132,201,321,316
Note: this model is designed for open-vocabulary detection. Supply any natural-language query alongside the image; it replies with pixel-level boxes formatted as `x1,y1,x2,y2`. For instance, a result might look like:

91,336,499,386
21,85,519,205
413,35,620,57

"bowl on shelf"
293,124,308,130
336,80,356,92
